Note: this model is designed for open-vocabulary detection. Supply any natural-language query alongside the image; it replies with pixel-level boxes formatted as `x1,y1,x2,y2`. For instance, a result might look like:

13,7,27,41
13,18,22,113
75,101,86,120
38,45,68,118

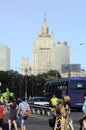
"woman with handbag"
63,95,74,130
53,100,66,130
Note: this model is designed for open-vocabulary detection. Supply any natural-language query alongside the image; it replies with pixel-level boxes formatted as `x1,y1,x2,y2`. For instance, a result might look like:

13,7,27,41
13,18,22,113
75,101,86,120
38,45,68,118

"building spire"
41,14,48,34
44,13,46,22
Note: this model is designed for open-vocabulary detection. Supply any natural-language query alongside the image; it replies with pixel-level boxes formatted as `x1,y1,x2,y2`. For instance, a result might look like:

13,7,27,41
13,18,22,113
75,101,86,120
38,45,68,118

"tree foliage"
0,69,62,98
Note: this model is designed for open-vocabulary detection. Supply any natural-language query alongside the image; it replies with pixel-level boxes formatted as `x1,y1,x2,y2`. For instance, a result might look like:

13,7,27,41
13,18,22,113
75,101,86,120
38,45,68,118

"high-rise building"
32,19,70,75
0,45,10,71
32,19,54,75
20,57,31,75
53,41,70,72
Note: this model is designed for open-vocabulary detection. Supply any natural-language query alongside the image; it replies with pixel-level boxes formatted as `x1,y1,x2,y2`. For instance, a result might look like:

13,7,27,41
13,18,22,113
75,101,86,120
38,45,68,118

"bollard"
42,110,45,115
46,111,51,116
32,108,36,114
37,109,40,115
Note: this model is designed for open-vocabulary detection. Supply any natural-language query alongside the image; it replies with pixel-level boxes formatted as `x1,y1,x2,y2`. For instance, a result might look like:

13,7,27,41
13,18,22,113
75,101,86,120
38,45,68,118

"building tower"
32,18,54,75
0,45,10,71
20,57,31,75
53,41,70,72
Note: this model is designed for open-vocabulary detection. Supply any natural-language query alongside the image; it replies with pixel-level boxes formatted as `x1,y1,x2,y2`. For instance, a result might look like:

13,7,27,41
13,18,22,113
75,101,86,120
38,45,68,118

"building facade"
32,19,70,75
32,19,54,75
0,45,10,71
20,57,31,75
53,41,70,72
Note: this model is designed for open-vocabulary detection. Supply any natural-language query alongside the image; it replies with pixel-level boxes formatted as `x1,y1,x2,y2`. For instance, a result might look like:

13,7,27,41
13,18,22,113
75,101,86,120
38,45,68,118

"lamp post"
0,82,1,87
56,73,57,79
68,66,71,77
32,76,34,97
80,43,86,45
0,82,1,94
80,43,86,72
12,77,14,88
25,68,28,101
19,75,21,98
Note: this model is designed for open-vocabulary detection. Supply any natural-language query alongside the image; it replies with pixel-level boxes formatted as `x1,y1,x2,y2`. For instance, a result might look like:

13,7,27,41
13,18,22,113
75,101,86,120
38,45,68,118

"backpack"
23,102,31,117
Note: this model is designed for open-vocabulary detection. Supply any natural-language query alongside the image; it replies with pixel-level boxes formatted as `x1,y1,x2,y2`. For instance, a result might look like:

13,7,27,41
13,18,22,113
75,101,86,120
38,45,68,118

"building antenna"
44,13,46,22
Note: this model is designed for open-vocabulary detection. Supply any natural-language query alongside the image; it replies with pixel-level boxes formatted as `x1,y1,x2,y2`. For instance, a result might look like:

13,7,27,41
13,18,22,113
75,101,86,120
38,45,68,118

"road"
3,111,83,130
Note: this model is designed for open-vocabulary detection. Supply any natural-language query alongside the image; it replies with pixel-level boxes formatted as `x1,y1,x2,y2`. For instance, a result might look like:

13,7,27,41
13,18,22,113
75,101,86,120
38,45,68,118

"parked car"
28,96,50,106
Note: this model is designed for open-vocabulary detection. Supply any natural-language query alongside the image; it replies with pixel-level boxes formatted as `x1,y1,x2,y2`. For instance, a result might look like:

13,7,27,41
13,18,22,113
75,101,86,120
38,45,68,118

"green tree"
47,70,61,80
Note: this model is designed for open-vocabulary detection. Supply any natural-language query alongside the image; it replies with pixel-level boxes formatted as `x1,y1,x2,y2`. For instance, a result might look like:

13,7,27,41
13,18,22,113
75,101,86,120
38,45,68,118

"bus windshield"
45,82,67,92
69,80,86,90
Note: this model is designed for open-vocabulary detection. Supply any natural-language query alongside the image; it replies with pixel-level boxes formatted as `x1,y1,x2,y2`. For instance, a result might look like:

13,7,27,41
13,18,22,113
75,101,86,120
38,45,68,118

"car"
28,96,50,106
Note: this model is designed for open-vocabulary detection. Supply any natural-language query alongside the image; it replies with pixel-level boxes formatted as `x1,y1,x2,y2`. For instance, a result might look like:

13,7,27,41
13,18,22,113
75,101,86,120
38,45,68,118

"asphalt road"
2,111,83,130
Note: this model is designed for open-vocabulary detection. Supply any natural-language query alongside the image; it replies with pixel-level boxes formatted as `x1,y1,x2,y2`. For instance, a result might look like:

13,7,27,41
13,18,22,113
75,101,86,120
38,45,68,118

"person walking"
6,96,18,130
82,93,86,130
63,95,74,130
17,97,30,130
0,103,5,130
82,93,86,117
53,100,66,130
50,94,59,108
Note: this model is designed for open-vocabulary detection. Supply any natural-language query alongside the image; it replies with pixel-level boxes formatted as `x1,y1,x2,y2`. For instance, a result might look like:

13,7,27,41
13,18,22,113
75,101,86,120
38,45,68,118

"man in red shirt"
0,104,5,130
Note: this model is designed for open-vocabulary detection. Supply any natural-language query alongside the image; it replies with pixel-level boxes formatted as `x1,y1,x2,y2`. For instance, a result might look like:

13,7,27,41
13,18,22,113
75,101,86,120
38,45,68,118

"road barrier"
30,105,54,117
2,102,54,117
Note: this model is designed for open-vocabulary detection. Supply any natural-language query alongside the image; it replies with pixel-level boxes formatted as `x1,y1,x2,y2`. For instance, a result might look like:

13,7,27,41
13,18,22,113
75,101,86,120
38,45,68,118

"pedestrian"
63,95,74,130
16,97,22,105
17,97,30,130
6,96,18,130
82,93,86,130
82,93,86,117
50,94,59,108
53,100,66,130
0,103,5,130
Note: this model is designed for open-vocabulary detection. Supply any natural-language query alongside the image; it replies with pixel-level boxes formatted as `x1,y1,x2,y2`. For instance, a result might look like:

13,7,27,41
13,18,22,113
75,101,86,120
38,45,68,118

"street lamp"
19,75,21,98
25,68,28,101
0,82,1,87
0,82,1,94
80,43,86,45
32,76,34,97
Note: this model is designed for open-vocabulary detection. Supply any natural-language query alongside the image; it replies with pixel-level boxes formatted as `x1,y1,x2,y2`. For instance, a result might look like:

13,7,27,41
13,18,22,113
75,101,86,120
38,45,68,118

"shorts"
19,116,27,125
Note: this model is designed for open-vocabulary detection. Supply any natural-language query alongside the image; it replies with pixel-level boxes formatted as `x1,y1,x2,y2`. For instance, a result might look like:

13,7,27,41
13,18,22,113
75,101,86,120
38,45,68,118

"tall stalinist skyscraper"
32,18,70,75
32,18,54,75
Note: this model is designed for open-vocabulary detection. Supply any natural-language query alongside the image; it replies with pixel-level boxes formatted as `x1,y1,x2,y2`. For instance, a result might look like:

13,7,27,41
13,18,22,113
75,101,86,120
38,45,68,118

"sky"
0,0,86,72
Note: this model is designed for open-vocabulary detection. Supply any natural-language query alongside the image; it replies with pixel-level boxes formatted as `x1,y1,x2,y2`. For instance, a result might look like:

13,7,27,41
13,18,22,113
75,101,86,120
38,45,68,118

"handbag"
23,107,31,117
49,117,55,128
23,102,31,117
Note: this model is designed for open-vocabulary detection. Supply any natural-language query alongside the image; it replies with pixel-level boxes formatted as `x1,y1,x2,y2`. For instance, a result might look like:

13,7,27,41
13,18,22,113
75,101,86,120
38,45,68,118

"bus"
44,77,86,108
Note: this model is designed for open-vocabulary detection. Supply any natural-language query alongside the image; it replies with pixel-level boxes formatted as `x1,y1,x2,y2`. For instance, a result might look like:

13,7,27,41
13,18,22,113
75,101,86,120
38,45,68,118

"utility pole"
25,68,28,101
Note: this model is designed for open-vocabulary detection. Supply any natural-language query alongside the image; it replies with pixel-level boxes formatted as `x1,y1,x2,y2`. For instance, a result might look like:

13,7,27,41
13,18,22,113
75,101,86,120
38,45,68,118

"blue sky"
0,0,86,72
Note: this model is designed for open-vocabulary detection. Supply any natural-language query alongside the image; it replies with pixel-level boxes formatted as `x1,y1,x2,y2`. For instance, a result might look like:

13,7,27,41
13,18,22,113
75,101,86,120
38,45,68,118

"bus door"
58,83,68,98
61,85,67,98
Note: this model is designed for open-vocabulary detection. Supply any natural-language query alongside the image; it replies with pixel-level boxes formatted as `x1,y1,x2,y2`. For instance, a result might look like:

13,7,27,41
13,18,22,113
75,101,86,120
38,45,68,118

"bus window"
62,86,67,98
70,80,86,90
